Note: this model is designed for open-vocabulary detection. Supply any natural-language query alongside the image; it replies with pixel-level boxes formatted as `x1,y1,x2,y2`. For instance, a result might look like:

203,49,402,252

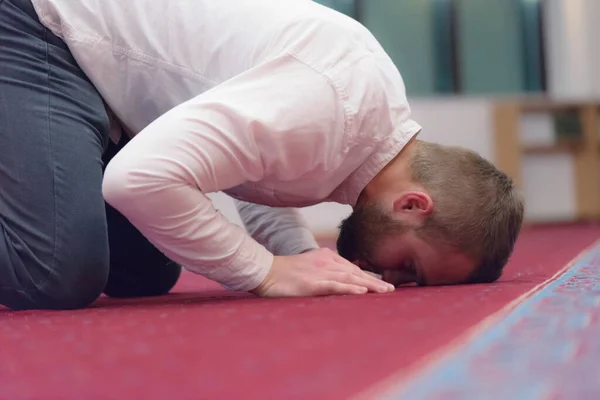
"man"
0,0,524,310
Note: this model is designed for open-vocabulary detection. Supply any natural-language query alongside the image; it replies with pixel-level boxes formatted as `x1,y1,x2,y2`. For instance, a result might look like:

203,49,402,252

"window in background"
455,0,525,94
313,0,357,18
455,0,545,94
431,0,459,93
360,0,438,95
313,0,546,96
520,0,546,92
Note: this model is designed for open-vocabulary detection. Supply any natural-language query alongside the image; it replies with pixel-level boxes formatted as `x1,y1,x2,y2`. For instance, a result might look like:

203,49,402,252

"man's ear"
392,191,433,224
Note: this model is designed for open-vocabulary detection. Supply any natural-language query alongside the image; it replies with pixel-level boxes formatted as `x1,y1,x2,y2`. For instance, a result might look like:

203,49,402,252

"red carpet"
1,223,598,400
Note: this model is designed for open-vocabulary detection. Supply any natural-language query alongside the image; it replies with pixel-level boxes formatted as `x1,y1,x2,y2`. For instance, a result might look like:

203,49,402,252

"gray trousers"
0,0,181,310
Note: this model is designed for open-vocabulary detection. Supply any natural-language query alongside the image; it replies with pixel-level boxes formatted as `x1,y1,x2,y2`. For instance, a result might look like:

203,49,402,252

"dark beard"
336,203,407,267
336,211,364,262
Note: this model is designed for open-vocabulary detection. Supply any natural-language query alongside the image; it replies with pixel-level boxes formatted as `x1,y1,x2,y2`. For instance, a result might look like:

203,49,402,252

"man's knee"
1,258,109,311
36,261,109,310
0,229,110,310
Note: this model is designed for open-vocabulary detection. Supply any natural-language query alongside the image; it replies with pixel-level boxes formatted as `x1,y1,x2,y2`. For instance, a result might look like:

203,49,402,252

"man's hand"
250,248,395,297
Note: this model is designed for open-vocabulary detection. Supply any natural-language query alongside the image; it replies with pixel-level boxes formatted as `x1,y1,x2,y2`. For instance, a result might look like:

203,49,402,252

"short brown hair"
410,140,524,283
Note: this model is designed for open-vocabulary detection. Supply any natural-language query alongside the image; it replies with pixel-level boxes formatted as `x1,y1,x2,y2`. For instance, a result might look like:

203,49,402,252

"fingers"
333,253,373,274
312,281,368,296
326,271,395,294
363,270,383,279
326,264,390,292
326,254,391,292
357,269,392,291
350,259,383,279
269,248,395,298
331,253,370,273
332,251,361,268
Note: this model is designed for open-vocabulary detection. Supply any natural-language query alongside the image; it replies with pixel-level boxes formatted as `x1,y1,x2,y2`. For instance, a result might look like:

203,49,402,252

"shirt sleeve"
234,199,319,256
101,53,346,291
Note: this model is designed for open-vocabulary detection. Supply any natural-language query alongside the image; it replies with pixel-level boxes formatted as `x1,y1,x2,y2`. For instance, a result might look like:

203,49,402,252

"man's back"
32,0,382,134
31,0,419,207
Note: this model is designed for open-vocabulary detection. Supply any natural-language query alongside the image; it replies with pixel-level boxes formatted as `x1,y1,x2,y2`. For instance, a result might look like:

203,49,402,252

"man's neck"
359,139,418,203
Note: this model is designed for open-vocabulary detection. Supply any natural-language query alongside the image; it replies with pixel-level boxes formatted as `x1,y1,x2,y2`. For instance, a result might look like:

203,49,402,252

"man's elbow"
102,157,142,212
102,153,190,215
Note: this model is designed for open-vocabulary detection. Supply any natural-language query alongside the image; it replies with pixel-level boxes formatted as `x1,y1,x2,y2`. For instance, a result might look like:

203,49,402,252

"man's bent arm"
102,54,345,292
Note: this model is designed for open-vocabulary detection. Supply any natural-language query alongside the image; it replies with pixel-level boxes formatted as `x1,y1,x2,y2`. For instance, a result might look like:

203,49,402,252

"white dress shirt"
31,0,422,291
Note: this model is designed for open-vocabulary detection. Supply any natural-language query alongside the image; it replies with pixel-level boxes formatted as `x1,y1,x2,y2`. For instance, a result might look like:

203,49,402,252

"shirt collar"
332,122,422,206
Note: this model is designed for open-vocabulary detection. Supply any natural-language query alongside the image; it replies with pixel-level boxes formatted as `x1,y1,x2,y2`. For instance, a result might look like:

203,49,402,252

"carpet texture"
0,223,598,399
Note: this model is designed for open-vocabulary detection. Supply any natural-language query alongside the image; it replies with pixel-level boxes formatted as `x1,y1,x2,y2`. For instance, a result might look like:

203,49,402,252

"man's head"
337,138,524,287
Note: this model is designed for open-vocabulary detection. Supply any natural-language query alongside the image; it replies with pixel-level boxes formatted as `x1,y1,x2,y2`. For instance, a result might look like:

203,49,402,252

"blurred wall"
210,0,600,236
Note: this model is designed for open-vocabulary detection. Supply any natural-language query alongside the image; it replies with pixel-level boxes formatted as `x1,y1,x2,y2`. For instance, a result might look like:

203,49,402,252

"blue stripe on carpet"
381,242,600,400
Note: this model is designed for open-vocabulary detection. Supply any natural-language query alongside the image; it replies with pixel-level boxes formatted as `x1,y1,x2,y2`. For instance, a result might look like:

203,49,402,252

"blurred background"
211,0,600,238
